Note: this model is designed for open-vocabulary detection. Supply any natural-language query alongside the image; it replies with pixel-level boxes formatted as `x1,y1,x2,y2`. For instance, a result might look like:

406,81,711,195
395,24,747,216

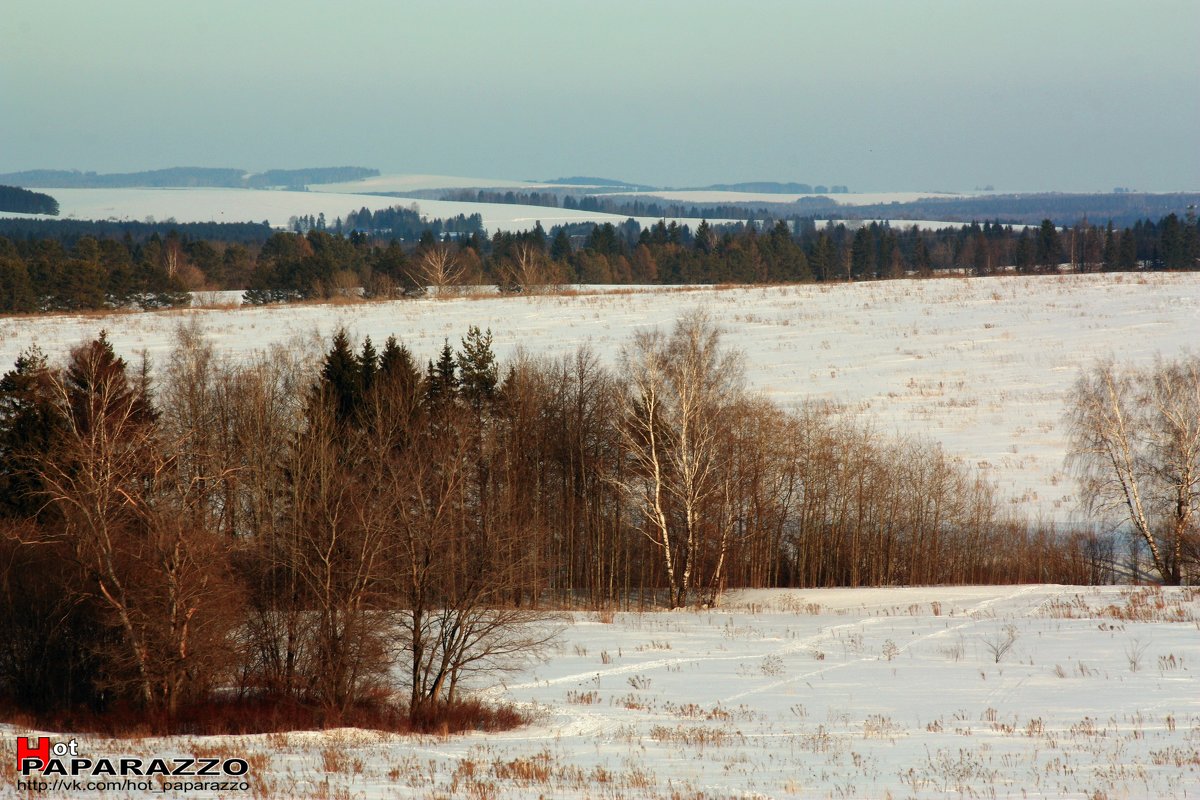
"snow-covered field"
1,181,988,234
0,187,717,232
3,585,1197,798
4,273,1196,523
307,173,590,194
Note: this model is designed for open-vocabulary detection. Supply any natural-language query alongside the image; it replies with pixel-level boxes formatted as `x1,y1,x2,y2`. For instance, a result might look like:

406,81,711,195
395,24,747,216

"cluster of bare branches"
1069,357,1200,585
0,316,1122,724
0,323,561,722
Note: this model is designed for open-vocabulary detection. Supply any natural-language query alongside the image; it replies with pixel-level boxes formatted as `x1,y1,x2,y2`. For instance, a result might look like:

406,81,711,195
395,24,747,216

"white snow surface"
0,187,714,232
4,273,1196,523
3,585,1197,798
307,173,594,193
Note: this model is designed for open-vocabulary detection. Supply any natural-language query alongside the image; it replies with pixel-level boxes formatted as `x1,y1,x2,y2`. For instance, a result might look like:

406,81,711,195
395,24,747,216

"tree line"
0,233,191,312
0,320,1106,726
2,210,1197,312
826,192,1200,228
0,217,273,245
239,210,1200,302
0,185,58,216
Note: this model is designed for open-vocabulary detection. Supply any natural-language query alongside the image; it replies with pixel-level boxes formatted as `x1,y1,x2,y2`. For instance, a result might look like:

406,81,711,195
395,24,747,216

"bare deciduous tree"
36,334,243,715
1069,357,1200,585
616,311,745,607
408,243,464,291
364,386,560,720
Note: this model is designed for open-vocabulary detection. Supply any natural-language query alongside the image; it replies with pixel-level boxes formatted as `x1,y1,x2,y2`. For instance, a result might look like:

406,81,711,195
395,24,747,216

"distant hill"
544,176,657,191
0,166,379,190
245,167,379,188
0,167,247,188
0,184,58,215
699,181,850,194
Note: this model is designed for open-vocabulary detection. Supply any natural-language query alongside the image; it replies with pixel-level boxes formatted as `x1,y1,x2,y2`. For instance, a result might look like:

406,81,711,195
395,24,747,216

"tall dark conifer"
550,229,572,262
1036,219,1061,271
457,326,498,412
318,328,363,425
424,341,459,414
359,337,378,395
0,347,59,518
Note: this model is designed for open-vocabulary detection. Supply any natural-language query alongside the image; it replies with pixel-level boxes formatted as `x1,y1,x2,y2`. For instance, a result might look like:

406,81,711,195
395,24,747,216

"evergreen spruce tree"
1015,232,1033,273
64,331,156,430
378,335,422,409
1036,219,1061,272
550,229,572,262
424,340,459,413
1183,210,1200,269
913,235,932,276
1118,228,1138,269
456,326,498,411
695,220,715,254
850,227,875,280
810,232,834,281
0,346,59,518
359,337,378,394
1103,221,1117,271
318,328,363,425
1160,213,1184,269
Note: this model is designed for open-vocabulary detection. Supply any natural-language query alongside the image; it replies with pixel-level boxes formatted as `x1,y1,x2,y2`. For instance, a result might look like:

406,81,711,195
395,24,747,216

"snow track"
5,585,1196,798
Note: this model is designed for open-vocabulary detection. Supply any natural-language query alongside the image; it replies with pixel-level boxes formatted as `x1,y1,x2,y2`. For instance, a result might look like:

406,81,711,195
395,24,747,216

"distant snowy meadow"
3,272,1197,524
0,187,725,232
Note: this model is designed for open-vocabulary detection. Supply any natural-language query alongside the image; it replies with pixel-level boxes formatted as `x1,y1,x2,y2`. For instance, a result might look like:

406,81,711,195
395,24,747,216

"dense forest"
429,190,1200,228
810,192,1200,228
0,208,1197,312
0,185,58,215
0,321,1108,727
0,217,272,244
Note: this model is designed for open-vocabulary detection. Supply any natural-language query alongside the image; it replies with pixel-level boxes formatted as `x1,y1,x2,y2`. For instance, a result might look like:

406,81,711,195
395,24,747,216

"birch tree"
1069,357,1200,584
617,312,745,607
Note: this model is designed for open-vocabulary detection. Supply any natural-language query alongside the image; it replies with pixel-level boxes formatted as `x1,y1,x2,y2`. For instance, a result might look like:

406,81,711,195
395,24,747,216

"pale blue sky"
2,0,1197,191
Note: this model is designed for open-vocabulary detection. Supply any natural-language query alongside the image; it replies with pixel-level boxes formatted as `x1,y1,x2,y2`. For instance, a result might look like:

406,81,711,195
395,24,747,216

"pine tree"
63,331,156,431
424,340,459,412
456,326,498,411
359,337,378,394
850,227,875,280
550,229,572,262
913,235,932,276
810,233,834,281
0,346,58,518
378,335,422,409
1036,220,1061,272
318,328,363,425
1160,213,1184,269
0,257,36,312
1118,228,1138,270
1103,221,1117,271
1015,232,1033,273
695,220,715,254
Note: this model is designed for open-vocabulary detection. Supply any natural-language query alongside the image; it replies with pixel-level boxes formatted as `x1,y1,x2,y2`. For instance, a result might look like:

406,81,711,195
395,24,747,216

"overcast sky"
3,0,1197,192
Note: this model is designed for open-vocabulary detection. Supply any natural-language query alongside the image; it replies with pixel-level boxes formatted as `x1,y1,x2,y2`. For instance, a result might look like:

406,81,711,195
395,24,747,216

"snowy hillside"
0,187,720,232
3,273,1195,523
